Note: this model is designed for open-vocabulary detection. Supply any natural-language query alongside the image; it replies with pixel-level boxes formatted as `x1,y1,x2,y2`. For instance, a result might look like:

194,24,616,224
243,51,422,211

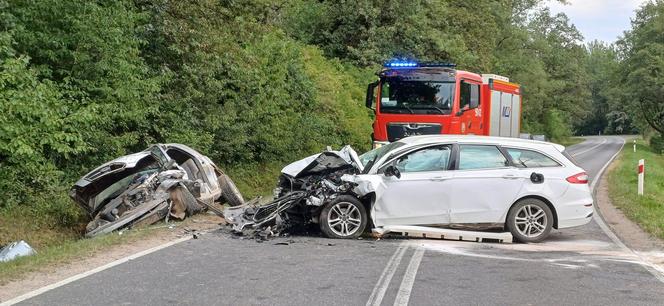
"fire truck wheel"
506,198,553,243
319,195,367,239
219,174,245,207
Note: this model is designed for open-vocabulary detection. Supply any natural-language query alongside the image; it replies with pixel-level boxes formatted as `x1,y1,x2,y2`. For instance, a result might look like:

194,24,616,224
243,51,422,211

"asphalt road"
15,136,664,305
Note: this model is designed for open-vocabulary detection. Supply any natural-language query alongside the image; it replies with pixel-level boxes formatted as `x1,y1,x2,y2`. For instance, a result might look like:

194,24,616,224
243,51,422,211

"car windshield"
379,78,455,115
359,142,406,170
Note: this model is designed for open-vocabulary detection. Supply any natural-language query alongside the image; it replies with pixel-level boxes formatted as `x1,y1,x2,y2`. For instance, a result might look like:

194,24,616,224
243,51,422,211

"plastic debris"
0,240,36,262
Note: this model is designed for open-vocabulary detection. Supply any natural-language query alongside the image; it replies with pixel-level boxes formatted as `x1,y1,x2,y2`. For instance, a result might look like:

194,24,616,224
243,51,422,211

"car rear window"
562,150,582,167
505,148,561,168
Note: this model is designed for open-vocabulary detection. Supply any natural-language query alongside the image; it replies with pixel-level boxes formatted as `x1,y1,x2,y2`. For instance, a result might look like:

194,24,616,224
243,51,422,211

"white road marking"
366,242,408,306
589,136,664,283
0,236,193,306
572,137,607,157
393,247,425,306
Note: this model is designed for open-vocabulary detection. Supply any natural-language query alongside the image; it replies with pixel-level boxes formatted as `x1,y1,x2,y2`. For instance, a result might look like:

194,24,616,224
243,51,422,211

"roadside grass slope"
608,139,664,239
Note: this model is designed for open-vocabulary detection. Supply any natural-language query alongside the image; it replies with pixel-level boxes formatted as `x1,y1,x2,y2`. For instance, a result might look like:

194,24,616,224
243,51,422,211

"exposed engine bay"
224,146,368,238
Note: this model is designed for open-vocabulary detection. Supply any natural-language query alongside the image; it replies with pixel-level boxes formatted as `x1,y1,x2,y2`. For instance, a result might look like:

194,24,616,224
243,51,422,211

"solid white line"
393,247,425,306
572,137,607,157
589,137,664,283
0,236,192,306
366,242,408,306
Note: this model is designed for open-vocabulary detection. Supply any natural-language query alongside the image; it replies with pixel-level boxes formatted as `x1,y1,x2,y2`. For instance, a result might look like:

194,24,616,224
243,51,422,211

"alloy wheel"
514,204,548,238
327,202,362,237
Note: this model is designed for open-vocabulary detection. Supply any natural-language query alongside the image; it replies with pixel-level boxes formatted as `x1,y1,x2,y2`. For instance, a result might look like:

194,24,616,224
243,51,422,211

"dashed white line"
366,242,408,306
393,247,425,306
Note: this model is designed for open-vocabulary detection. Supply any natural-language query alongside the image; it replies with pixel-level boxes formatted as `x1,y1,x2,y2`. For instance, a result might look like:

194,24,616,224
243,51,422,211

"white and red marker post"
638,159,645,196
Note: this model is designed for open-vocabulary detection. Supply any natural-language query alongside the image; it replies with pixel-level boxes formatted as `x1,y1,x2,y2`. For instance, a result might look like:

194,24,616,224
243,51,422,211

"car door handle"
502,174,519,179
430,176,448,181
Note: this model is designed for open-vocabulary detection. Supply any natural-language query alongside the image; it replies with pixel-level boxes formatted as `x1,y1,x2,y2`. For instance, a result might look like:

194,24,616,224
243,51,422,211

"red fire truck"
366,61,522,148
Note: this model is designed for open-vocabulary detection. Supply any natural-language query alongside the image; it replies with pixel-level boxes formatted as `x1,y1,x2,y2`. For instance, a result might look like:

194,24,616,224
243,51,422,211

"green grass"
608,138,664,240
557,137,585,147
0,226,157,284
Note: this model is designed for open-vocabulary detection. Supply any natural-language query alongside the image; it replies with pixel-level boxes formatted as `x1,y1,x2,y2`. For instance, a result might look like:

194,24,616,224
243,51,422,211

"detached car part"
70,144,244,237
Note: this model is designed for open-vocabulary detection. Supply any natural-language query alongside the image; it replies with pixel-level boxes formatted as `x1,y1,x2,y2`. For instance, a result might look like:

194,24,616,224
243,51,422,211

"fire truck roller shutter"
510,94,521,137
490,90,502,136
499,92,514,137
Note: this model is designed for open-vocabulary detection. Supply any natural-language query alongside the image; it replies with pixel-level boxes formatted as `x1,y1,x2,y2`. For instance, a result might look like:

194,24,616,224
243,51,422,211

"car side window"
458,145,509,170
393,145,452,173
506,148,561,168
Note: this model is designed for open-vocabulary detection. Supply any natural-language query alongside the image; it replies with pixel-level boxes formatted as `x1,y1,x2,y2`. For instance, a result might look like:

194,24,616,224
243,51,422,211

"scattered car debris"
0,240,36,262
70,144,244,237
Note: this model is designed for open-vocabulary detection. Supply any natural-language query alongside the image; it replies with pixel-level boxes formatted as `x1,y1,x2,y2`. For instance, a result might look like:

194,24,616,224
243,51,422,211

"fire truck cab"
366,61,522,148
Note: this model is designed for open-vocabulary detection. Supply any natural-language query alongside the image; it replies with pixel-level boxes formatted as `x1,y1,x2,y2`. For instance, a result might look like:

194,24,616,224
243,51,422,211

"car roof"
396,135,565,152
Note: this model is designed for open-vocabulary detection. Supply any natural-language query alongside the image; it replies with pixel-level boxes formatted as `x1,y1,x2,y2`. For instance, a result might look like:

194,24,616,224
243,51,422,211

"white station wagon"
350,135,593,242
226,135,593,243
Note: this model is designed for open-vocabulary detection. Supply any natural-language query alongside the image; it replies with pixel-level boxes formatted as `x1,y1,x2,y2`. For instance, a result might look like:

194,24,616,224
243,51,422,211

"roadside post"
633,140,637,152
638,159,645,196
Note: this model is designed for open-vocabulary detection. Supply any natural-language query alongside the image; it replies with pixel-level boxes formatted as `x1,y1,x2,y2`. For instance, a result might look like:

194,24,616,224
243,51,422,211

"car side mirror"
384,165,401,179
366,81,378,109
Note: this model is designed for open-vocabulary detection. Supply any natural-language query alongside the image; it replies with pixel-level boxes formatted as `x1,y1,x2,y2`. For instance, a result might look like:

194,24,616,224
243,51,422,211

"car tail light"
566,172,589,184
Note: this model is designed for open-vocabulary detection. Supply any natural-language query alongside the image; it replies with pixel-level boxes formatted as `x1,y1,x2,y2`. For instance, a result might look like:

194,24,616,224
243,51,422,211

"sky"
547,0,649,43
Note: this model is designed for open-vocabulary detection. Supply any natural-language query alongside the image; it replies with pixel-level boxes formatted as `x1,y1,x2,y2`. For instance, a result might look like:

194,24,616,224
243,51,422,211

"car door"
447,144,526,224
503,147,568,198
371,144,454,226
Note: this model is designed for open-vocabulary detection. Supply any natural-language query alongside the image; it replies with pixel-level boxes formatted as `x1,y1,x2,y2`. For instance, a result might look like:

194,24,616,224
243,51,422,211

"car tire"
319,195,367,239
218,173,244,207
507,198,553,243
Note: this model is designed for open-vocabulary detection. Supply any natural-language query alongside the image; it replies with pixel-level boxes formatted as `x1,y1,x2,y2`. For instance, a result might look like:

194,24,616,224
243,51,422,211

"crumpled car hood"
281,145,364,178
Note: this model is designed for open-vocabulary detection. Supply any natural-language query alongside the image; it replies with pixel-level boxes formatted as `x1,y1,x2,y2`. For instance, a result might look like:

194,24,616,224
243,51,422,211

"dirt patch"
0,213,224,302
595,162,664,251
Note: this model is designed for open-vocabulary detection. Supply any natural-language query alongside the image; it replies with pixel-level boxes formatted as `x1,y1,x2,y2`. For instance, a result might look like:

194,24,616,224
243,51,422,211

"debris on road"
70,144,244,237
0,241,36,262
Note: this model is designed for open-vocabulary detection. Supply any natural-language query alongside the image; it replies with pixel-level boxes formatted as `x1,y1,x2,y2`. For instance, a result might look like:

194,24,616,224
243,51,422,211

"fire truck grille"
387,123,441,142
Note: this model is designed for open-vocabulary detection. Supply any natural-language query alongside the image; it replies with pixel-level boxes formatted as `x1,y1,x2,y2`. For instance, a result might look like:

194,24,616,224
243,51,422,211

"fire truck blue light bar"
384,61,456,68
385,61,418,67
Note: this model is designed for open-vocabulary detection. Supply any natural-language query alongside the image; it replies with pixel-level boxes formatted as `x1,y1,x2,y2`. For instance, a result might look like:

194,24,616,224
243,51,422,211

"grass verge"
0,226,157,285
557,137,585,147
608,138,664,240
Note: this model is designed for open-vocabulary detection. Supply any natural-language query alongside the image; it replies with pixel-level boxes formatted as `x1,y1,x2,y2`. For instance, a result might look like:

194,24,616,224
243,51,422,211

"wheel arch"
509,195,559,229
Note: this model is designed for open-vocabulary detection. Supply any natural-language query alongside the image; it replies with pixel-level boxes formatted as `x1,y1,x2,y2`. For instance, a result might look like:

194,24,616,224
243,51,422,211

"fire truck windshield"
380,79,455,115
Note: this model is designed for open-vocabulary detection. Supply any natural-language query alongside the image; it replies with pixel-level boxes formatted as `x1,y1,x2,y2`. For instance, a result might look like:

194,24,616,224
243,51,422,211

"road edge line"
590,136,664,283
393,247,425,306
366,242,408,306
0,235,193,306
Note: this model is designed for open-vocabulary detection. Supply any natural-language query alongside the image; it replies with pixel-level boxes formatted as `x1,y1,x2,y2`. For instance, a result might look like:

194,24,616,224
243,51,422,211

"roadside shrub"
651,133,664,154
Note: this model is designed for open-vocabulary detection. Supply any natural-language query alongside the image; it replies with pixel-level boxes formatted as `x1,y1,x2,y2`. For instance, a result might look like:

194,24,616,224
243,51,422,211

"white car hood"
281,145,364,178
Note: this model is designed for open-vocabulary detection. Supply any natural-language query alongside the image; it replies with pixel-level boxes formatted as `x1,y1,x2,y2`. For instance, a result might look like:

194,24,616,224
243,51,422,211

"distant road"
14,136,664,306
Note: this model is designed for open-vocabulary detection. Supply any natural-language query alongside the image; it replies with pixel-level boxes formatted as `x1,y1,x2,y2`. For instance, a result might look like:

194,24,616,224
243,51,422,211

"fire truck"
366,61,522,148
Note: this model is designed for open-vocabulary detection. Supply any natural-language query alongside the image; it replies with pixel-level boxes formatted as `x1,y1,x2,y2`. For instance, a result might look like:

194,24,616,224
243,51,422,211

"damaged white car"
70,144,244,237
225,135,593,242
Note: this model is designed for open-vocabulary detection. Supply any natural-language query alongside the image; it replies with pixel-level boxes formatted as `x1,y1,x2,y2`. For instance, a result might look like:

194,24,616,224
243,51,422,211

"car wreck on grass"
70,144,244,237
225,135,595,243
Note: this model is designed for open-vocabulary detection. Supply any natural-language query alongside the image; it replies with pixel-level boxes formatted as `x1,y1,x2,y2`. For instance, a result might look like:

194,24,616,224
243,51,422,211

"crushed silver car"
224,146,370,239
70,144,244,237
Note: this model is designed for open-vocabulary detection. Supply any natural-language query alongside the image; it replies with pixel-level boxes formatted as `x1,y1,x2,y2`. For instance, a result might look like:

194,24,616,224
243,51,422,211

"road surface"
13,136,664,305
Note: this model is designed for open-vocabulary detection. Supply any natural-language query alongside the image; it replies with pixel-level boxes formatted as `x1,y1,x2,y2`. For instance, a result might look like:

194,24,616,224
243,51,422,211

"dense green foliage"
581,1,664,149
1,0,657,244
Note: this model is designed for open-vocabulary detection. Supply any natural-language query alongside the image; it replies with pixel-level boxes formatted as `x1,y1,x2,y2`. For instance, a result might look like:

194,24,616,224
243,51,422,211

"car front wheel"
507,198,553,243
319,195,367,239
